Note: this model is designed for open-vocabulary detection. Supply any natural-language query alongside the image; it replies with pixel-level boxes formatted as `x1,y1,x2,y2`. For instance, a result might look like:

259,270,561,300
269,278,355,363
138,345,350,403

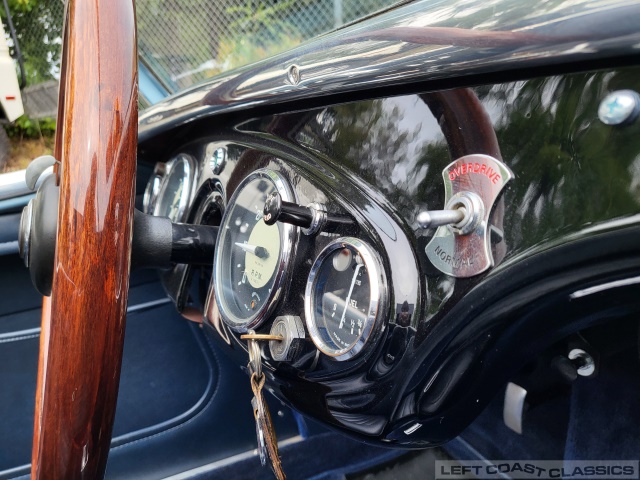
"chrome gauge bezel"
305,237,387,361
213,168,297,332
153,153,196,222
142,162,166,214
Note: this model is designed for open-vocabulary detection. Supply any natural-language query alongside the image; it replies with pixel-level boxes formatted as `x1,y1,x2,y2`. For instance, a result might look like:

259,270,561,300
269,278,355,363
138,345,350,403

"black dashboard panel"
137,65,640,447
199,148,425,438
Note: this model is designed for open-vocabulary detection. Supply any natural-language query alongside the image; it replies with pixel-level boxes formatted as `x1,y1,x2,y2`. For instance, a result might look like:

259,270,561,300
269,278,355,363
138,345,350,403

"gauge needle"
339,264,363,330
235,242,269,259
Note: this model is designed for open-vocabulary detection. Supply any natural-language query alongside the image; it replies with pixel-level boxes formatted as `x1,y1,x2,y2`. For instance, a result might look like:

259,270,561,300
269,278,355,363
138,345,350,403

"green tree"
0,0,64,85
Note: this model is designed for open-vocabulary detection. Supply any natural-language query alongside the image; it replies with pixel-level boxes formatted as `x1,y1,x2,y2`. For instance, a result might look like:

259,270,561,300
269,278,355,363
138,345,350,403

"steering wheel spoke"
31,0,138,478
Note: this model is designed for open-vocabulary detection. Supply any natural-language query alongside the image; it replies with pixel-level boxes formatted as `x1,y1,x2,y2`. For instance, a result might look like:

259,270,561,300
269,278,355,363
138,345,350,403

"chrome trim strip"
163,436,304,480
0,437,305,480
0,464,30,479
0,167,52,200
570,275,640,299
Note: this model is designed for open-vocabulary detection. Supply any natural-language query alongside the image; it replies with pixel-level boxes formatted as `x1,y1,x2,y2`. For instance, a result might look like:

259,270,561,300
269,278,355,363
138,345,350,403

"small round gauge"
213,169,296,332
305,237,386,360
153,154,196,222
143,163,166,214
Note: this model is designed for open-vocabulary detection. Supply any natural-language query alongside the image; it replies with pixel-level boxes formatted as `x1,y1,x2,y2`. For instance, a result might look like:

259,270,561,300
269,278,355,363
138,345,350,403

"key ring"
246,329,263,378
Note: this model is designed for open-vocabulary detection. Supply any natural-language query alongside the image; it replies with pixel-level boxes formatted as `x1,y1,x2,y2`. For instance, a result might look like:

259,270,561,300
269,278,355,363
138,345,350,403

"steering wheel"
30,0,137,478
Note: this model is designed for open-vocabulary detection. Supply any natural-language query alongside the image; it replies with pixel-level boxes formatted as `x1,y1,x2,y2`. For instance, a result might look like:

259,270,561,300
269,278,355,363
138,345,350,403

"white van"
0,20,24,169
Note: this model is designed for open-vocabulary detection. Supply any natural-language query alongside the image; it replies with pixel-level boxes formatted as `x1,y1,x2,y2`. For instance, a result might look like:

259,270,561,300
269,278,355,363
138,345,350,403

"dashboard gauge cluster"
142,145,393,364
147,141,425,446
207,164,390,365
213,169,297,331
144,153,196,223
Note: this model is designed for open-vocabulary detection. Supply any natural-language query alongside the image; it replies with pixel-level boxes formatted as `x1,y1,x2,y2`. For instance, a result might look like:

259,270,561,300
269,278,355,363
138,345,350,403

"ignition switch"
269,315,306,362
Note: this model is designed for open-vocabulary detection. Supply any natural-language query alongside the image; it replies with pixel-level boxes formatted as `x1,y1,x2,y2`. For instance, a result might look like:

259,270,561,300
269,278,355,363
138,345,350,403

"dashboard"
143,137,428,443
138,65,640,447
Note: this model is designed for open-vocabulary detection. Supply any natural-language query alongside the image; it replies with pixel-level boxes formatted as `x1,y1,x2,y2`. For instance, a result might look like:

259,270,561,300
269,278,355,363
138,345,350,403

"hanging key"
243,331,286,480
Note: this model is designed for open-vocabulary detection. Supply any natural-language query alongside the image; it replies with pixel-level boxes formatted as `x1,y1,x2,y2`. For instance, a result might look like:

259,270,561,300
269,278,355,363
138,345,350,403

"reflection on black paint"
288,68,640,260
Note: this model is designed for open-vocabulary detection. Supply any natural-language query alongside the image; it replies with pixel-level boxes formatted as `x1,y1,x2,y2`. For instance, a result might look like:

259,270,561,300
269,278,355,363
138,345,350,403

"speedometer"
213,169,296,332
305,237,386,360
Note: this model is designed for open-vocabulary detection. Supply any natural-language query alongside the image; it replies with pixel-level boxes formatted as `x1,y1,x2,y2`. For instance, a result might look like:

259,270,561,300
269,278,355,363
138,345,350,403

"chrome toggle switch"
416,209,465,230
424,154,513,278
417,191,484,234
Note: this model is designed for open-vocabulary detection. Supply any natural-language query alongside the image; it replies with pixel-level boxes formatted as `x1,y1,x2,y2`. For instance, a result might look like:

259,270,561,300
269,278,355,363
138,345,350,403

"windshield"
1,0,399,94
0,0,398,172
138,0,399,92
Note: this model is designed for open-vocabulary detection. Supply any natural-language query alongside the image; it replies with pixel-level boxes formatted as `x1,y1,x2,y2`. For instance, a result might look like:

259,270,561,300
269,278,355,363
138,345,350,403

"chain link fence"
138,0,395,89
2,0,396,105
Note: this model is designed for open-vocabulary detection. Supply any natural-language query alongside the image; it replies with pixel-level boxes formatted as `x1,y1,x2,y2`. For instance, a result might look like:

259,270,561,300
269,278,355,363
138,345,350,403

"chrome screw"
598,90,640,126
287,64,300,85
209,147,226,175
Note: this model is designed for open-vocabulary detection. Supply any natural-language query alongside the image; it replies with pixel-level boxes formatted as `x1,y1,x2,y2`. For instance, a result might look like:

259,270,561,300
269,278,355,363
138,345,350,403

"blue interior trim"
0,331,39,345
0,241,18,256
443,437,509,480
292,410,310,439
139,61,170,105
110,321,219,449
0,195,33,214
0,327,40,342
0,298,171,341
0,302,218,479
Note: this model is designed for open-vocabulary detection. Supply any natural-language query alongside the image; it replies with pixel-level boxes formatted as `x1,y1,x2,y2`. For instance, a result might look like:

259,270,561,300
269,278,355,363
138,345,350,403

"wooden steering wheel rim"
31,0,138,478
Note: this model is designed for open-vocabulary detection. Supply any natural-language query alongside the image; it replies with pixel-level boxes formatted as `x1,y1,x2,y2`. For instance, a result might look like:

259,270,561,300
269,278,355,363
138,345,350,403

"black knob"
263,192,314,229
263,192,354,235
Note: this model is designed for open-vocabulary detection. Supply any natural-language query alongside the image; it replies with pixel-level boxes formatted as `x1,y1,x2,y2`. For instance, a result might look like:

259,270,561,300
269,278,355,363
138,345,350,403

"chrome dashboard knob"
263,192,353,236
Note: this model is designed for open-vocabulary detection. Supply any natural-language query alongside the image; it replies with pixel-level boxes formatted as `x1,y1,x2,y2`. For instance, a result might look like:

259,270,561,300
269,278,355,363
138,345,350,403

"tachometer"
305,237,386,360
213,169,296,331
153,154,196,222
